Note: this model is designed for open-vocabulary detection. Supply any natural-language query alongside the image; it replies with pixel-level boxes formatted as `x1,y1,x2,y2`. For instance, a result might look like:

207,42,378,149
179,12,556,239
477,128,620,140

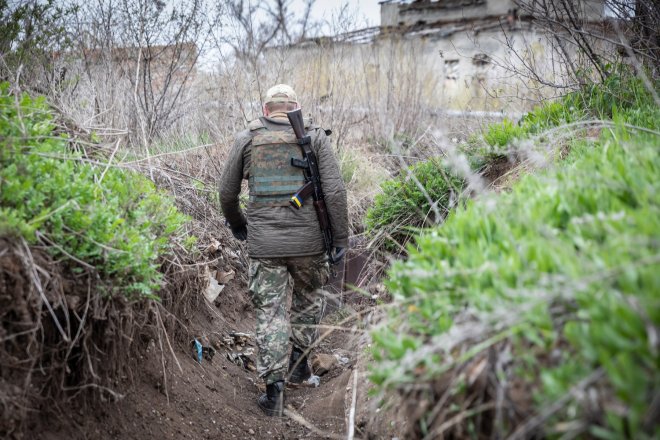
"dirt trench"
35,274,387,440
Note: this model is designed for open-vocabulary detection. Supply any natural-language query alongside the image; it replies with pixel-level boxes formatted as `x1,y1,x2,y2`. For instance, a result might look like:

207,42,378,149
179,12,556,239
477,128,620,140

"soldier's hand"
332,247,345,263
231,224,248,241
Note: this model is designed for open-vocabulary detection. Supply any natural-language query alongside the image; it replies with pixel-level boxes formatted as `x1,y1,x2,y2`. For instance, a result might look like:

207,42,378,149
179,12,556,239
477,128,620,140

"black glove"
331,247,346,263
231,224,247,241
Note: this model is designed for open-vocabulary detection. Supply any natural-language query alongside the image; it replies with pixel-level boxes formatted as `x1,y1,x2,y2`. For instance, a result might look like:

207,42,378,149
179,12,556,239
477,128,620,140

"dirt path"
39,281,365,440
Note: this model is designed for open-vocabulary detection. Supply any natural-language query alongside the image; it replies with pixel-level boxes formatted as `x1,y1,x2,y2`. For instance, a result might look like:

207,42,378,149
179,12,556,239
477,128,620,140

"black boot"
257,380,285,417
288,347,311,384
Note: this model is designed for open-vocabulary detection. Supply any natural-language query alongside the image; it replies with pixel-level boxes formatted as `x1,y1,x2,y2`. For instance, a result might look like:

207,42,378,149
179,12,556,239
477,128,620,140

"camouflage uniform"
248,254,329,383
220,84,348,391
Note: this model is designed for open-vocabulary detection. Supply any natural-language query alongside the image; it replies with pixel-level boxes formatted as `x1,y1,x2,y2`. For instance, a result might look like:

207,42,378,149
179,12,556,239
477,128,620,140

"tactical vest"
248,118,306,208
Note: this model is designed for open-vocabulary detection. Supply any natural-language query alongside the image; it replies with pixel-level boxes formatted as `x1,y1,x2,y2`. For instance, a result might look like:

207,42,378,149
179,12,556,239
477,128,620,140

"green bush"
470,99,583,165
366,94,589,248
371,101,660,437
519,100,581,133
368,68,658,255
465,68,657,173
0,0,74,80
568,64,659,121
0,83,189,298
482,118,525,148
365,158,464,249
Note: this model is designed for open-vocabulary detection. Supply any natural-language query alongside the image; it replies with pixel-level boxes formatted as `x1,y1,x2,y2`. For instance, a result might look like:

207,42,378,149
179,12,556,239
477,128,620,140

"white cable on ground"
347,367,359,440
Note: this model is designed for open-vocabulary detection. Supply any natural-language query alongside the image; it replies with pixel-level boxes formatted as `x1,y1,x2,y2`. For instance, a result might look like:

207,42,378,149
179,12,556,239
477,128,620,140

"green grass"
370,73,660,437
0,83,191,298
364,100,580,248
367,69,659,253
471,97,584,164
365,158,464,250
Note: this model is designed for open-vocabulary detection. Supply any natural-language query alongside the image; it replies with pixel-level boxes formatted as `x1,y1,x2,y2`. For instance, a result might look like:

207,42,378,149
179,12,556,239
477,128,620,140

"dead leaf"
216,269,235,284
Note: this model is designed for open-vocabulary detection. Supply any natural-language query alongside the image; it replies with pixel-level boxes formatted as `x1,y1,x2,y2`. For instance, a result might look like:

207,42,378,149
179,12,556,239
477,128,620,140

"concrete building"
257,0,615,138
374,0,612,114
380,0,608,27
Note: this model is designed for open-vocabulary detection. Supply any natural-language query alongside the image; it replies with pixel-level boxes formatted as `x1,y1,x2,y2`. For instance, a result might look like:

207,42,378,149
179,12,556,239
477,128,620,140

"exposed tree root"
0,231,212,438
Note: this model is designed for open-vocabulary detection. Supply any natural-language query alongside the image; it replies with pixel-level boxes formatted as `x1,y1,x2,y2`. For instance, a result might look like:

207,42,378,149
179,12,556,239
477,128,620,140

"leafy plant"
470,100,582,163
0,83,189,298
371,85,660,437
567,64,659,121
0,0,76,87
483,118,525,148
365,158,464,250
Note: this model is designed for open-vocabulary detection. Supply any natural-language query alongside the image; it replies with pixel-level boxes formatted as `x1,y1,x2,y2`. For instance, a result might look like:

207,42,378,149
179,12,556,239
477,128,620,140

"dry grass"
0,109,246,436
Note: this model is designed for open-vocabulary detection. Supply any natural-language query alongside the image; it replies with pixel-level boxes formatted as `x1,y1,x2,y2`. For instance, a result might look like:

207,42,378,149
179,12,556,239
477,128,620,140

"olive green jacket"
219,116,349,258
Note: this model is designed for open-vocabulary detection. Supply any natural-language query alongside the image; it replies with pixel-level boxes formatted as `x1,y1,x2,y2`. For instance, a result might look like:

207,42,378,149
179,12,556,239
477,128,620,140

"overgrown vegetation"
371,74,659,438
0,83,190,297
366,66,660,252
364,96,580,249
0,0,75,90
365,159,464,250
477,101,578,160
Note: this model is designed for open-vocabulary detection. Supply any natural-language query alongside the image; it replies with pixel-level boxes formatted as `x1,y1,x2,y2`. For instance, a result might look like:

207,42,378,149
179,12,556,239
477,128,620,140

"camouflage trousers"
248,254,329,384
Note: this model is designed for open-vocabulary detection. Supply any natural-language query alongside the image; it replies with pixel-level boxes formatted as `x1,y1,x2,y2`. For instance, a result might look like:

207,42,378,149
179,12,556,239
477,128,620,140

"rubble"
304,375,321,388
335,354,350,366
205,238,222,254
216,269,235,284
204,274,224,303
208,331,257,371
311,353,338,376
203,266,236,304
226,348,256,371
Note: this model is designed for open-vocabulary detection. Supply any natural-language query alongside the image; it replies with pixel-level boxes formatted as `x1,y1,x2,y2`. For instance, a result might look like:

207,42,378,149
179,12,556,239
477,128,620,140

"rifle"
287,109,345,264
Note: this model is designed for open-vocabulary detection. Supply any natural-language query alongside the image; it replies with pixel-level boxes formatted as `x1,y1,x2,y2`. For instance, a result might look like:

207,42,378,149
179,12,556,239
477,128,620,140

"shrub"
465,68,656,173
519,100,581,133
470,99,583,164
368,67,658,257
482,118,525,148
365,158,464,250
0,83,189,298
568,64,659,121
371,104,660,437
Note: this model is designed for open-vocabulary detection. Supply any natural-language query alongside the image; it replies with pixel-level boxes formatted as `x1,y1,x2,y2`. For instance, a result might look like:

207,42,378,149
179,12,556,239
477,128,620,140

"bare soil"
32,279,366,440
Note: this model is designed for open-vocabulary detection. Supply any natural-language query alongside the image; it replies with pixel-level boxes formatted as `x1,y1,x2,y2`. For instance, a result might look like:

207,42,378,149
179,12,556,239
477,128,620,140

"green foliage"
365,92,591,248
472,100,583,164
0,83,189,298
568,64,659,122
371,86,660,436
465,67,658,172
369,68,657,251
482,118,525,148
365,158,464,249
518,100,581,133
0,0,75,81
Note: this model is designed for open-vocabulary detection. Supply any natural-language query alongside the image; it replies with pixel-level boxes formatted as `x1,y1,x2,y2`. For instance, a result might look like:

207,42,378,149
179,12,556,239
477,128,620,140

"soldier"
219,84,349,417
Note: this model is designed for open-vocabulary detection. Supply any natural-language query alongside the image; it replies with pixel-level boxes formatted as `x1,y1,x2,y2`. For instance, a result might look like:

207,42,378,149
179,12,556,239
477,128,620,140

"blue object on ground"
193,338,203,363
